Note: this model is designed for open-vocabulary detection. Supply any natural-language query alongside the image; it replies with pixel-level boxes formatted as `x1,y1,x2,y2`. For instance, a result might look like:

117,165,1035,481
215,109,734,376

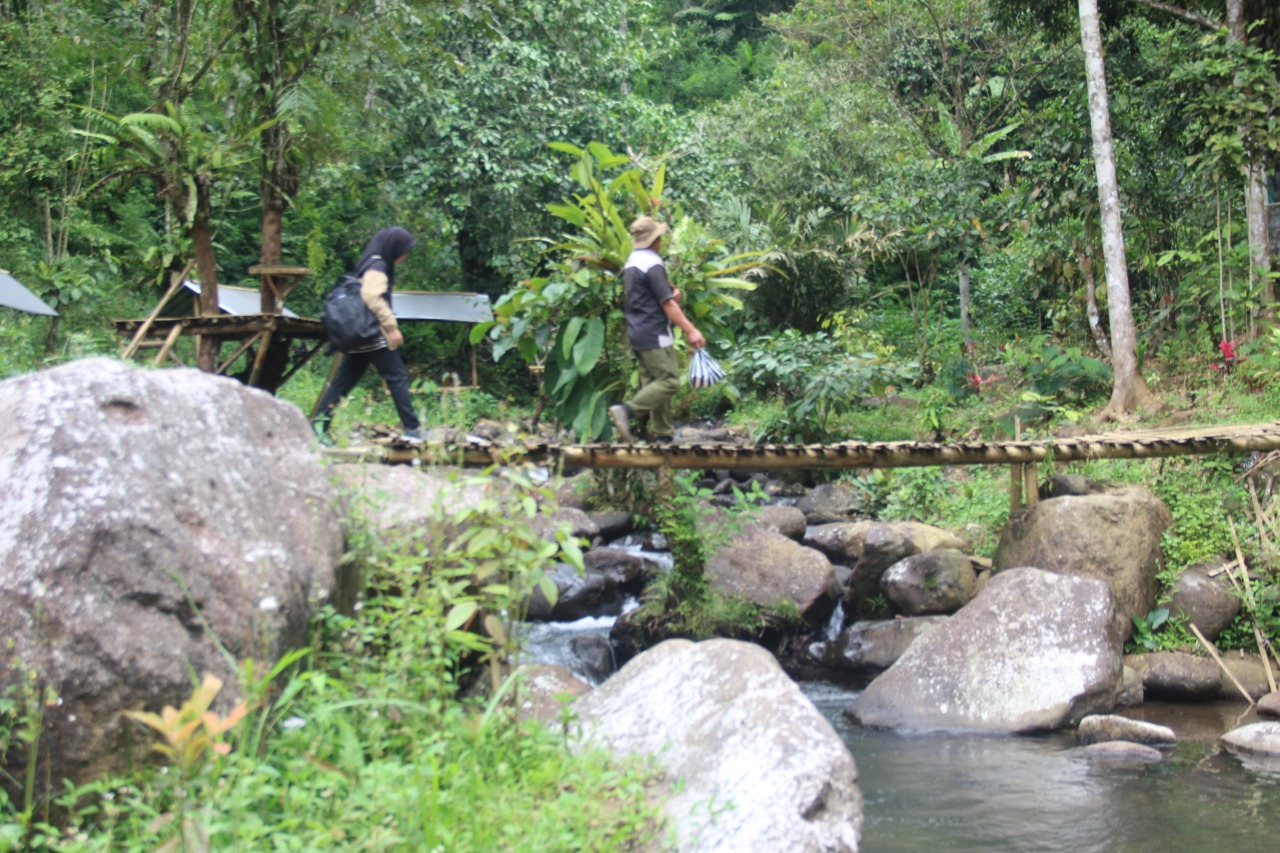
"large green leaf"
572,317,605,374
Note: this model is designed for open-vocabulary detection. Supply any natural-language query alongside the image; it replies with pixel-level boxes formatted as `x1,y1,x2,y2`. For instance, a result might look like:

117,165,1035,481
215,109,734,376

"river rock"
750,504,808,541
1075,741,1165,765
531,506,599,544
1039,474,1107,499
589,510,635,542
554,470,597,509
804,521,878,563
1258,692,1280,718
848,568,1123,733
880,549,976,615
812,616,948,674
583,548,651,595
1167,565,1239,642
705,526,842,630
1221,721,1280,757
1116,665,1144,707
796,482,863,522
992,486,1170,637
569,634,616,684
572,639,862,853
1077,714,1177,746
523,562,625,621
330,463,493,541
0,358,343,791
1216,653,1276,701
1125,652,1221,700
512,663,591,724
845,522,968,613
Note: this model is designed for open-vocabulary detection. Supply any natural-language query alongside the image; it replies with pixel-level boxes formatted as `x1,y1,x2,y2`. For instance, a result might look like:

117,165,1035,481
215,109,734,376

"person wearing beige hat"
609,215,706,443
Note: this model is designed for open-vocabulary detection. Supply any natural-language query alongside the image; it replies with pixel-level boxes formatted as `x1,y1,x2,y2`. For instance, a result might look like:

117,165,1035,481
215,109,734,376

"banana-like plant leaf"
572,317,605,374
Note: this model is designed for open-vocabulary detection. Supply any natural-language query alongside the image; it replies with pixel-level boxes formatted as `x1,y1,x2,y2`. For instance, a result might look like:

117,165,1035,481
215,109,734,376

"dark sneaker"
400,427,426,445
609,404,634,443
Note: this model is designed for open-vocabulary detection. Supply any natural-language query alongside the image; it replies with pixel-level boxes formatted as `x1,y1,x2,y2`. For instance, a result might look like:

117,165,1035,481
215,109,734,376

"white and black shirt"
622,248,675,351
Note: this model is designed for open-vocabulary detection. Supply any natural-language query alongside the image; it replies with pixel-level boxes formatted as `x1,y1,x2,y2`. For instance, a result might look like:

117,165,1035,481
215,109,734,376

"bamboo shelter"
112,265,321,393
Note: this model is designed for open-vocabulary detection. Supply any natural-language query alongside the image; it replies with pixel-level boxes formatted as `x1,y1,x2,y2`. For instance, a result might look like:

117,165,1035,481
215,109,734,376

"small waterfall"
515,614,619,686
822,601,845,642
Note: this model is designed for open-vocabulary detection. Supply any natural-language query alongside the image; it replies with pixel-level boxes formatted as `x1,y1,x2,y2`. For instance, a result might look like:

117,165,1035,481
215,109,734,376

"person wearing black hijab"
312,226,424,444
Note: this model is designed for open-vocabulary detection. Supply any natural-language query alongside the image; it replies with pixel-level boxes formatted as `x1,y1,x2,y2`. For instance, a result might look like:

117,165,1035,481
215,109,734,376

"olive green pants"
625,346,680,439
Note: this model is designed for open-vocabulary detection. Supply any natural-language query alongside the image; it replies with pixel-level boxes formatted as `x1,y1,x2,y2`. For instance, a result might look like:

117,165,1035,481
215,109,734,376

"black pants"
313,346,420,431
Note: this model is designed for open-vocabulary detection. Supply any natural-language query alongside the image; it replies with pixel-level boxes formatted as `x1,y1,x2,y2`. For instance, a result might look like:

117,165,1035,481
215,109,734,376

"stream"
521,615,1280,853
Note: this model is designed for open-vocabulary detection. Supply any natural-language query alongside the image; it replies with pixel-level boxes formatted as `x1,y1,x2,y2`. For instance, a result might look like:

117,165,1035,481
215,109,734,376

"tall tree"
229,0,372,308
1079,0,1154,417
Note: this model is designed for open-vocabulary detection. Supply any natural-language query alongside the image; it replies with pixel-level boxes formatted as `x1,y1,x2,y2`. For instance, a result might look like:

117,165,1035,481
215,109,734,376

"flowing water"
524,617,1280,852
802,680,1280,853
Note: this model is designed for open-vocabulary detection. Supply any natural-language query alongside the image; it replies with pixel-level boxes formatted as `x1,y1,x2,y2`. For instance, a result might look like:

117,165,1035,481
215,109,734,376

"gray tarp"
0,270,58,316
391,291,493,323
183,281,299,317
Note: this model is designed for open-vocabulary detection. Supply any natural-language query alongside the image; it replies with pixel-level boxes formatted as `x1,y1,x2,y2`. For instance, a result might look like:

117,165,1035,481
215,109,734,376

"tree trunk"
260,203,284,313
958,261,973,352
192,180,221,372
1228,0,1273,322
1079,0,1154,418
1075,240,1112,359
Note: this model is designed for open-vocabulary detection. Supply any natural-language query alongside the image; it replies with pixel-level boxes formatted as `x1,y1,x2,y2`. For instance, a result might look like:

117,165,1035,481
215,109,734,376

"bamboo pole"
122,261,194,360
152,322,185,366
1227,517,1277,694
1190,622,1255,705
215,332,264,375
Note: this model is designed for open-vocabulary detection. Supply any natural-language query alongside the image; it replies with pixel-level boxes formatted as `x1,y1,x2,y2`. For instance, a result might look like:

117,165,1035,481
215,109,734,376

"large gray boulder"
0,359,343,789
704,527,842,629
992,486,1170,636
849,568,1123,733
573,639,862,853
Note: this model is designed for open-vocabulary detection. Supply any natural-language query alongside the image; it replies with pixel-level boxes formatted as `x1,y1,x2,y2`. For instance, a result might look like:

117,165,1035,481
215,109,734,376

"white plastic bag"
687,348,726,389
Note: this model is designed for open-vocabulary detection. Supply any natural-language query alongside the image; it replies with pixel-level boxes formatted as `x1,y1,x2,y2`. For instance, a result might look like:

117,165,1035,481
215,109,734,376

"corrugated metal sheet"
184,281,299,317
392,291,494,323
0,270,58,316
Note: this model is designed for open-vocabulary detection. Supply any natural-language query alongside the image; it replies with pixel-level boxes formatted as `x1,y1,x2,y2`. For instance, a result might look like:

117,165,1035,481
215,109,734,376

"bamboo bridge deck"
323,421,1280,471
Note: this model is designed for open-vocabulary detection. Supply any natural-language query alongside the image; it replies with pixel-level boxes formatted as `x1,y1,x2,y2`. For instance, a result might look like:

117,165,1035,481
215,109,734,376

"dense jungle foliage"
3,1,1280,849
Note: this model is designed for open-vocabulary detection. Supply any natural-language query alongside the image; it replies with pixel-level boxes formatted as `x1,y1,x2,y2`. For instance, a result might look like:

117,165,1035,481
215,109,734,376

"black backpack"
321,274,382,352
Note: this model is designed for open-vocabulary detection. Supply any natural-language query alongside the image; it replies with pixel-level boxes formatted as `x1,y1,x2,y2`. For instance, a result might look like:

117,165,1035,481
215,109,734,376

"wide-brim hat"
629,216,669,249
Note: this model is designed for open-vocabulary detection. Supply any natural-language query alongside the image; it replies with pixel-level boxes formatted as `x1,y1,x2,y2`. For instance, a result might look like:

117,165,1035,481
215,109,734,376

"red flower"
1220,340,1237,361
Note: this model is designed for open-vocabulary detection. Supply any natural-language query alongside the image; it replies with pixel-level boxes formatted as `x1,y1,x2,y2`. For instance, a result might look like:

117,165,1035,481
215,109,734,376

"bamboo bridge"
323,421,1280,509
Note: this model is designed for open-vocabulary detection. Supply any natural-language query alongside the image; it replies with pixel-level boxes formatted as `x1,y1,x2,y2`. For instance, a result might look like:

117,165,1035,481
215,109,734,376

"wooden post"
1010,416,1025,511
1024,461,1039,507
152,322,185,366
246,325,276,388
